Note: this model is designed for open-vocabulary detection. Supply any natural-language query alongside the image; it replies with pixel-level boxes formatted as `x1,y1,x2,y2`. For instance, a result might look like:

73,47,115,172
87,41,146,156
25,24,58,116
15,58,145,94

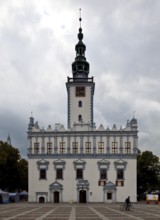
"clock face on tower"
76,86,85,97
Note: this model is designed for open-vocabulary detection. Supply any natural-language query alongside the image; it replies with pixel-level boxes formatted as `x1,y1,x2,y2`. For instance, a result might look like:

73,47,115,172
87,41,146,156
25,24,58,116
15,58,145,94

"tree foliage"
137,150,160,197
0,141,28,191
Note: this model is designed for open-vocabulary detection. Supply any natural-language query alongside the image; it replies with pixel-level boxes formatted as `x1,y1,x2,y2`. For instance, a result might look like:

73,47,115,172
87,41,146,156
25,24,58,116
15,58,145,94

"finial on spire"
79,8,82,28
78,8,83,41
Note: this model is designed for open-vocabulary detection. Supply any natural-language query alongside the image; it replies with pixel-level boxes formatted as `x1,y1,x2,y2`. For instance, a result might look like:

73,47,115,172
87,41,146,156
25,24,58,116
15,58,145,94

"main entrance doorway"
54,191,59,203
79,190,86,203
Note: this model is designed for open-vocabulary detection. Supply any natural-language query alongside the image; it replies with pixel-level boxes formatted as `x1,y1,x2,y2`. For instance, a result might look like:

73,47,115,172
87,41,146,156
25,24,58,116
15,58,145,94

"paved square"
0,203,160,220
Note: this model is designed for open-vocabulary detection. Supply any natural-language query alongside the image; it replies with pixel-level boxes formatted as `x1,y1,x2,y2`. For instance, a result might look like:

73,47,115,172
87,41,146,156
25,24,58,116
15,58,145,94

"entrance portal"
79,190,86,203
54,191,59,203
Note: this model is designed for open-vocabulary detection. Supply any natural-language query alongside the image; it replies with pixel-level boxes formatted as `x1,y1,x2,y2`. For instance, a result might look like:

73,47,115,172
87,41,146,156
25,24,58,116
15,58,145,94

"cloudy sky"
0,0,160,158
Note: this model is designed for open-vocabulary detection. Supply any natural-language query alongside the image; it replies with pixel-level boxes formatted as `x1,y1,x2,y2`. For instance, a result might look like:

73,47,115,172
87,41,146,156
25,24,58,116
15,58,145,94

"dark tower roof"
72,9,90,80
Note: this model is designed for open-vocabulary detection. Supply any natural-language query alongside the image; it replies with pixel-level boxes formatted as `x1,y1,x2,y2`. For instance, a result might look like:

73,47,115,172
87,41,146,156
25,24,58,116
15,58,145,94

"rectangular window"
60,142,65,154
76,169,83,179
85,142,91,154
47,142,52,154
34,142,39,154
117,169,124,179
78,115,82,122
98,142,104,153
56,169,63,179
40,169,46,179
100,169,107,179
78,101,82,107
72,142,78,154
112,142,118,154
125,142,131,154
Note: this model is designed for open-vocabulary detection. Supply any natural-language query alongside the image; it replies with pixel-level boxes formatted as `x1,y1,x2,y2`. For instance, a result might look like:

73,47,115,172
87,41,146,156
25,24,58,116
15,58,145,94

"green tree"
137,151,160,198
18,158,28,191
0,141,28,191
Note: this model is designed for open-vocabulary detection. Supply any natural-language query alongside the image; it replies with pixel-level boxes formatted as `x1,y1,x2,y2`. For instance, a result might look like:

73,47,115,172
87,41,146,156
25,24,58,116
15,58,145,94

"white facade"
28,157,137,203
27,18,138,203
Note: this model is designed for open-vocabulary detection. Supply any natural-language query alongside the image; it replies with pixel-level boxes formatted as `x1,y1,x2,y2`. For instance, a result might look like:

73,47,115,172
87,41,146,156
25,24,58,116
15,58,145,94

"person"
125,196,130,210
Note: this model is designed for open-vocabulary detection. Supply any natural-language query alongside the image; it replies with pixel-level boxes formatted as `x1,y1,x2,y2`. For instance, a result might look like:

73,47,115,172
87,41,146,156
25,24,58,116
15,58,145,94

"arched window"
78,101,82,107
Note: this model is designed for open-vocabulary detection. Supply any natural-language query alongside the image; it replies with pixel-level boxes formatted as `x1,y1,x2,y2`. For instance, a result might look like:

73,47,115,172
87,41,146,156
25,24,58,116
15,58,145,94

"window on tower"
78,115,82,122
78,101,82,107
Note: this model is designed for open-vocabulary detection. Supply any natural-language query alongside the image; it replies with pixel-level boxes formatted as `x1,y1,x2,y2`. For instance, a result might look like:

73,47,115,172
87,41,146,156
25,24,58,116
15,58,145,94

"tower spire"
28,112,34,130
72,9,90,79
7,133,11,146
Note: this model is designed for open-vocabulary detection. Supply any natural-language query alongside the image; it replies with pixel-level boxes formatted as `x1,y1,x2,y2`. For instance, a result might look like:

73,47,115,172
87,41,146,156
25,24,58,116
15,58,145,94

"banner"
146,194,158,201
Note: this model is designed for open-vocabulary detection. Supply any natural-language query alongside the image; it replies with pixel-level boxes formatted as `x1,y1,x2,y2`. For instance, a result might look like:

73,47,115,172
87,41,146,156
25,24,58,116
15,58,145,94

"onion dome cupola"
72,9,90,80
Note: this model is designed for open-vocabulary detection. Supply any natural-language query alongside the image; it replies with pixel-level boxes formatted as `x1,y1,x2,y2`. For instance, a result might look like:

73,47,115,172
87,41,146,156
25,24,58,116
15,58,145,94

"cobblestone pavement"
0,203,160,220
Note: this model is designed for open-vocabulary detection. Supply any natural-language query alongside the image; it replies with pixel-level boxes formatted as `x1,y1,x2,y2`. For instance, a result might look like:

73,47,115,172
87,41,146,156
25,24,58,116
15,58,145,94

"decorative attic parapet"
98,124,105,131
28,116,138,134
112,124,118,131
54,123,66,131
47,125,53,131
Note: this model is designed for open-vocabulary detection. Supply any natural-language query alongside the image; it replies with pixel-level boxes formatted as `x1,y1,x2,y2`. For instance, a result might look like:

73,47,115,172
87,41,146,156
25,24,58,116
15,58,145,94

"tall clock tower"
66,13,95,130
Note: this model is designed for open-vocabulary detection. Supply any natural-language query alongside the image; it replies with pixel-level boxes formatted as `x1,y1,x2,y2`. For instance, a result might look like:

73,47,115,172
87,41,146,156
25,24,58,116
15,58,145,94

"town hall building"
27,14,138,203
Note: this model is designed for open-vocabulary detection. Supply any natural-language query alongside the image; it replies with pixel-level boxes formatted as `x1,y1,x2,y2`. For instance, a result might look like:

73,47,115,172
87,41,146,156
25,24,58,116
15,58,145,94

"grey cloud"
0,0,160,157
